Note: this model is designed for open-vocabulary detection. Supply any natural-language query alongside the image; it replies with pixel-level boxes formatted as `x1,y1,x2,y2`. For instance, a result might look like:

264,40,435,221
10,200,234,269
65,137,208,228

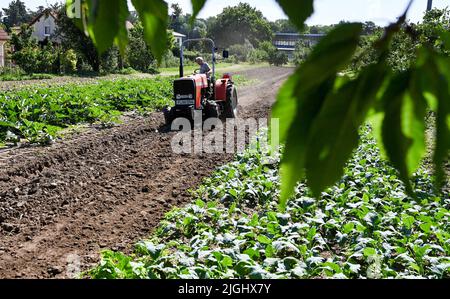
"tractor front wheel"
163,106,176,125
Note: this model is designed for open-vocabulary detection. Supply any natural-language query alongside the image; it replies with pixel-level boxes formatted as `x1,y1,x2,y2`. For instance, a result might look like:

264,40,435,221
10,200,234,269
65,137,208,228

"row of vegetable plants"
0,77,174,146
87,127,449,279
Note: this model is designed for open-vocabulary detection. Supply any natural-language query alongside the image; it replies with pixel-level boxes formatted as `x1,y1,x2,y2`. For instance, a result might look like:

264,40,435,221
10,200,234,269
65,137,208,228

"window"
44,26,51,35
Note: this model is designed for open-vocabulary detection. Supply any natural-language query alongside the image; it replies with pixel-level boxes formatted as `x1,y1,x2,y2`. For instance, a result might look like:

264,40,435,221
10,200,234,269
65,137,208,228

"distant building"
173,31,186,47
29,9,59,43
0,28,10,67
273,32,325,58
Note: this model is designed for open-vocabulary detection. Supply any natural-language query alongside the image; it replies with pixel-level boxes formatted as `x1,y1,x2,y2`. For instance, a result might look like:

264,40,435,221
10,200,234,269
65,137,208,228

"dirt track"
0,66,293,278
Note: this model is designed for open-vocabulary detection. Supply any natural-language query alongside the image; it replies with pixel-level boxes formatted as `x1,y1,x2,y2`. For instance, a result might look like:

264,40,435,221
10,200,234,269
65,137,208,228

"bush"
61,49,78,73
100,47,119,73
12,44,59,74
113,67,138,75
229,40,254,62
223,54,239,64
0,66,24,77
161,51,180,68
183,50,213,63
268,51,288,66
293,40,312,65
247,49,268,64
0,66,54,81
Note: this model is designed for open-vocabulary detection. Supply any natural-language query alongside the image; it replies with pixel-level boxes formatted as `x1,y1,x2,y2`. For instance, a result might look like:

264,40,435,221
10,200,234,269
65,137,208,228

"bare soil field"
0,66,293,278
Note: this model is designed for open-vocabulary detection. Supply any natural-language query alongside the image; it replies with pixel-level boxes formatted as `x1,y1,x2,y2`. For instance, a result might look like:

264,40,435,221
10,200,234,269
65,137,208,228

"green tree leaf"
131,0,168,62
84,0,129,54
404,69,427,175
273,23,363,208
271,72,300,144
381,72,415,194
416,49,450,189
305,63,388,196
191,0,207,21
276,0,313,31
434,55,450,189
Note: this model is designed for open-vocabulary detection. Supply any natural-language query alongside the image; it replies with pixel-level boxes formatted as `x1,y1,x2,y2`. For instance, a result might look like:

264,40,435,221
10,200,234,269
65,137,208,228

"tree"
293,40,312,65
126,22,156,72
270,19,301,33
169,3,183,33
229,40,254,62
208,3,272,48
54,5,100,72
362,21,378,35
10,25,58,73
268,51,288,66
309,24,334,34
2,0,31,28
31,6,45,18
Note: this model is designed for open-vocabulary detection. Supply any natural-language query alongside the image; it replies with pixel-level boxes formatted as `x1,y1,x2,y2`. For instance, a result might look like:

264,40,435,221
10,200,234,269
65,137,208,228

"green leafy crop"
0,77,173,145
86,128,449,279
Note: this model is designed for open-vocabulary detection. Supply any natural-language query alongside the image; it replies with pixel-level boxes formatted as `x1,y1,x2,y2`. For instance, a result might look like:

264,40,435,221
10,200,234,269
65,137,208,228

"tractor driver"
195,57,212,78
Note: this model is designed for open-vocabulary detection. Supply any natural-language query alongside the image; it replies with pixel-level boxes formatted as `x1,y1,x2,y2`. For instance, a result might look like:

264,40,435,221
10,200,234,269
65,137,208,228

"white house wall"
31,15,58,42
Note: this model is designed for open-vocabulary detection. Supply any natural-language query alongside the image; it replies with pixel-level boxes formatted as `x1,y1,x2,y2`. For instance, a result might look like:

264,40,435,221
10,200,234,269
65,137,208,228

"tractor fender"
214,78,231,102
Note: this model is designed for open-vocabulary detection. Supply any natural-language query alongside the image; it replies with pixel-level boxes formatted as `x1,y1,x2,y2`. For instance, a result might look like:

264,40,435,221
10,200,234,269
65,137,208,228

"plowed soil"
0,66,293,278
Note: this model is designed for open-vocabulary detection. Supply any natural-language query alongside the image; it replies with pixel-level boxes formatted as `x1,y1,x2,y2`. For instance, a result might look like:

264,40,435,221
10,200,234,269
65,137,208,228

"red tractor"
163,38,238,125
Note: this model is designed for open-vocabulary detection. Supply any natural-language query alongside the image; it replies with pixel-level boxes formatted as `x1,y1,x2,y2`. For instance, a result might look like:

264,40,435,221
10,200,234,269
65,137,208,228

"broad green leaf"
417,49,450,189
401,214,415,229
305,63,387,195
274,23,363,206
296,23,363,93
363,247,377,257
132,0,169,62
419,222,432,234
279,77,335,209
381,71,415,195
271,72,300,144
257,235,272,245
404,70,427,175
191,0,207,21
343,222,354,234
434,56,450,189
276,0,313,31
84,0,129,54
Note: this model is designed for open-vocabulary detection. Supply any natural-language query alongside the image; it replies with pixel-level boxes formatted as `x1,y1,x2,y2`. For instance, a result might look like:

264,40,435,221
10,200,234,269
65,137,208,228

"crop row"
87,127,449,279
0,77,173,146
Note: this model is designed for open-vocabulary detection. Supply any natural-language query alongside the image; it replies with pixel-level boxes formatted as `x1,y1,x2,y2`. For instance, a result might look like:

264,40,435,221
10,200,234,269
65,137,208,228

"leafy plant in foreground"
86,128,449,279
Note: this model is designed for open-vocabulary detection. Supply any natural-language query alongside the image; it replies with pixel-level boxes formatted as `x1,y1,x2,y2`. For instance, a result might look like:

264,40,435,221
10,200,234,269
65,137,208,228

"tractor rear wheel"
222,86,238,119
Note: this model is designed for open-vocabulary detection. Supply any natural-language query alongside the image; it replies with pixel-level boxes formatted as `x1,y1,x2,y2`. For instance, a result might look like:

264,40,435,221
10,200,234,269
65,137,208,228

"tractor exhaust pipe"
180,43,184,78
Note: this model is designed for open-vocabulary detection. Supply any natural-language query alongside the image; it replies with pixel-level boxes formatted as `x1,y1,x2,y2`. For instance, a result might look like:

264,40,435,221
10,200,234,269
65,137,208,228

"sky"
2,0,450,26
